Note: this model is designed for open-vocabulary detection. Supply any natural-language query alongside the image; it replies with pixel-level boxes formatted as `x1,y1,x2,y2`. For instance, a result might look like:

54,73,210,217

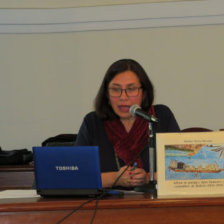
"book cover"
156,131,224,197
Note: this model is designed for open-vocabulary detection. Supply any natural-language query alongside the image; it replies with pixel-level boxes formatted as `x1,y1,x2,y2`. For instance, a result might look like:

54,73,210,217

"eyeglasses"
108,86,142,97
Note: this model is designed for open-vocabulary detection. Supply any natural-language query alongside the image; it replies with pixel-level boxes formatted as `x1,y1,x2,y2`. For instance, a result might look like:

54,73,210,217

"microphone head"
129,104,141,116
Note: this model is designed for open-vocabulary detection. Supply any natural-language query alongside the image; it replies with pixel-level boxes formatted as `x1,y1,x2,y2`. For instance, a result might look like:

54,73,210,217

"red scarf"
104,106,155,169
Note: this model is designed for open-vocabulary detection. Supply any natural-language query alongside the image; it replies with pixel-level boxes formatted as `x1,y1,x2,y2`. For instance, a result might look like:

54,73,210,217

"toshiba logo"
55,166,79,171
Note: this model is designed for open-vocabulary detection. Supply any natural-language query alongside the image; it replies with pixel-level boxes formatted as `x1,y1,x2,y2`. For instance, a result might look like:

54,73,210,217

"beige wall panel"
0,0,191,9
0,24,224,150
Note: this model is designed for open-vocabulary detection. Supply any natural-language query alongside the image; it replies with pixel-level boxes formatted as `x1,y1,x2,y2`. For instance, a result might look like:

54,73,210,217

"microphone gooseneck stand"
134,120,157,195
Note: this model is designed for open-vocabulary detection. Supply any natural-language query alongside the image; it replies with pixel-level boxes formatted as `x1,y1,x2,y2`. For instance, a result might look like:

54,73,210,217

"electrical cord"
89,144,149,224
55,190,107,224
89,192,106,224
55,197,95,224
90,198,99,224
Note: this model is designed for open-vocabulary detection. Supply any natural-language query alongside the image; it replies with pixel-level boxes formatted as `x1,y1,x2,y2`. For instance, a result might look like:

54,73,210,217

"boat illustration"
168,160,224,173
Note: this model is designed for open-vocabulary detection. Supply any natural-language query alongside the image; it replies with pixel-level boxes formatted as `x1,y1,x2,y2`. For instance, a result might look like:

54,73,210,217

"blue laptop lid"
33,146,102,190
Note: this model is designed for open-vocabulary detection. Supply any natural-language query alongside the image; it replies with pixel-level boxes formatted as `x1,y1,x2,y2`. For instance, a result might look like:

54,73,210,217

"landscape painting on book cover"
165,144,224,180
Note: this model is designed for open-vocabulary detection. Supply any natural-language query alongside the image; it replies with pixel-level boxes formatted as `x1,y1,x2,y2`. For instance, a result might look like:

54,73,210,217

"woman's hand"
101,166,155,188
115,166,149,187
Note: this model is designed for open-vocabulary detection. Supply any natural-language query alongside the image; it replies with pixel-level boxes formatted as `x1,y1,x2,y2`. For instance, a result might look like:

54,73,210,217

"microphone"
129,104,159,122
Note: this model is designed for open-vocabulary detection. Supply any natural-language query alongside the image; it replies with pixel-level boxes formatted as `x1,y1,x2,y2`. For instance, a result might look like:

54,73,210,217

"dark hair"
94,59,154,120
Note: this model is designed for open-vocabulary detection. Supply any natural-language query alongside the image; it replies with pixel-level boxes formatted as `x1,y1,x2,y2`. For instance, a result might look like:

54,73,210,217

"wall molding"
0,0,224,34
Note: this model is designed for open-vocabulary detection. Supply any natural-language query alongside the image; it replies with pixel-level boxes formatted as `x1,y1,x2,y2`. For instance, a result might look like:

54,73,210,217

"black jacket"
75,104,180,172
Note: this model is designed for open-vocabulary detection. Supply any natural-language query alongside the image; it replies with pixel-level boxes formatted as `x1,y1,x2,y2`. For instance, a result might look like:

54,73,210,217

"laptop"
32,146,105,197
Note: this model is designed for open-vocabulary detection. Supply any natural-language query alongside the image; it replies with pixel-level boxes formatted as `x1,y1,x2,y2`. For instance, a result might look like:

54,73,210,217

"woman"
75,59,180,188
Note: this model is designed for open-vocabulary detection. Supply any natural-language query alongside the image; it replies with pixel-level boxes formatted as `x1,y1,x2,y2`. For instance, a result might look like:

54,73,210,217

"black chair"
42,134,77,146
181,127,212,132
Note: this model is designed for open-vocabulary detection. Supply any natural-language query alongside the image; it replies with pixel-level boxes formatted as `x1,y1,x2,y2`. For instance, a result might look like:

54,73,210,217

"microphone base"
134,180,157,194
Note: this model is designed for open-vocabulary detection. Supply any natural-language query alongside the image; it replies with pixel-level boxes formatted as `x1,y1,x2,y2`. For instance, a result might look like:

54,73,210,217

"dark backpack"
0,147,33,165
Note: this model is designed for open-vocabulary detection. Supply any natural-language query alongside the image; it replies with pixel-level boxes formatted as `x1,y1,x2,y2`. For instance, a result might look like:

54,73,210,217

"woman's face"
108,70,143,120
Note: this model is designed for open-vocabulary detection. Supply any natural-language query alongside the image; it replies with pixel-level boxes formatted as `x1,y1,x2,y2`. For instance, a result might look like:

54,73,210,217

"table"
0,164,34,190
1,193,224,224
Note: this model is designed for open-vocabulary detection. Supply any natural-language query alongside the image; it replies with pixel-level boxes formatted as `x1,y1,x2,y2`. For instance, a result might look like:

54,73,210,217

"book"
156,131,224,198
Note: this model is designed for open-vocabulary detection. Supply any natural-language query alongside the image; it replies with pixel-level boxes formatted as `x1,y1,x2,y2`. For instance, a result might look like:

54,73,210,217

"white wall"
0,0,188,9
0,1,224,150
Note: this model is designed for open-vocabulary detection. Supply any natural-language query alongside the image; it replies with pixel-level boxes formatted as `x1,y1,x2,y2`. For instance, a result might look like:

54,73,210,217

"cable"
55,190,107,224
90,199,99,224
89,146,148,224
55,197,95,224
89,195,102,224
89,190,108,224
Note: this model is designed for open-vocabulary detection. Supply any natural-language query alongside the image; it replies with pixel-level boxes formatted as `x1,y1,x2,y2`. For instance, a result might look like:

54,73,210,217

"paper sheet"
0,190,40,199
